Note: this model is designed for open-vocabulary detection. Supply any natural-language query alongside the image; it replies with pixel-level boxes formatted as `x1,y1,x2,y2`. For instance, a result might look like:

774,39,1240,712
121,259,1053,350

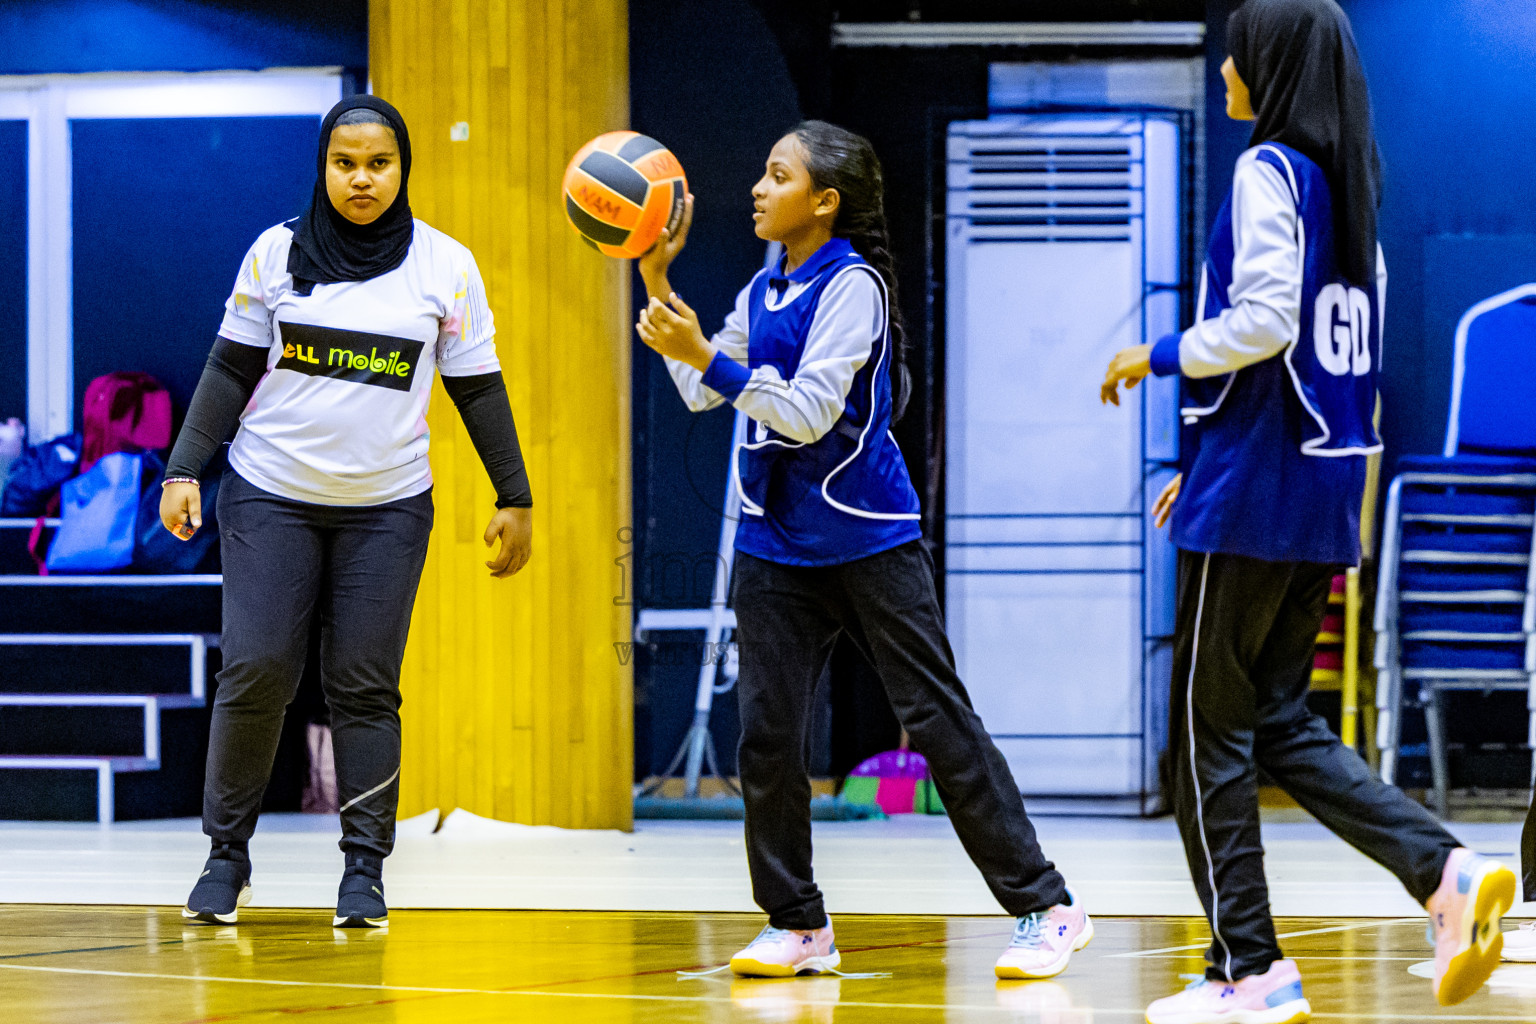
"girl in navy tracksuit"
636,120,1089,981
1101,2,1513,1019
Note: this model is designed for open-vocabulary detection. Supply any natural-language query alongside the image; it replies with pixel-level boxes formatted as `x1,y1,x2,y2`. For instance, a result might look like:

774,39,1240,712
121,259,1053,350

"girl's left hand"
1152,472,1181,528
1101,344,1153,406
484,507,532,578
636,293,716,372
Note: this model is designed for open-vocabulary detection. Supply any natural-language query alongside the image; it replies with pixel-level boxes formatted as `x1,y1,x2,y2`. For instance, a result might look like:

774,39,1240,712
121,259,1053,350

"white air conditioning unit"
944,113,1182,810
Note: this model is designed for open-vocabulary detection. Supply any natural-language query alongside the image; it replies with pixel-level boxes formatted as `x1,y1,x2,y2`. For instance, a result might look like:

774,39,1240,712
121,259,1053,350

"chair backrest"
1445,284,1536,457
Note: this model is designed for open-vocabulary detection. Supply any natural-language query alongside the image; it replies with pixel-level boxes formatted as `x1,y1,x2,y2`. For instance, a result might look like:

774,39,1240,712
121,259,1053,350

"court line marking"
5,963,1534,1021
1107,917,1421,957
0,965,496,995
1136,954,1425,961
0,936,187,961
0,942,156,960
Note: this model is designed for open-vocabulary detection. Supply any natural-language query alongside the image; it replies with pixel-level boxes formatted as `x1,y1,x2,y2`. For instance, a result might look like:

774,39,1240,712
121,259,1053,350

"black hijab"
288,95,415,292
1228,0,1380,288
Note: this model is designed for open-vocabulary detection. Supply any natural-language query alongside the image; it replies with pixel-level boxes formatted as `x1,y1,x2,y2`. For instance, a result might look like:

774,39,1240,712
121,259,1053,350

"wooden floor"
3,908,1536,1022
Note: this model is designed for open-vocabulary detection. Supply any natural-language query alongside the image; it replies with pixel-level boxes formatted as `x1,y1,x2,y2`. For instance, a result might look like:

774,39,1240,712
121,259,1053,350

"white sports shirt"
217,220,499,505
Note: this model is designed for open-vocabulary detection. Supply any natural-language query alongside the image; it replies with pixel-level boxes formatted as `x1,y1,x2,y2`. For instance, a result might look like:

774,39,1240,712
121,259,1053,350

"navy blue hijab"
288,95,415,292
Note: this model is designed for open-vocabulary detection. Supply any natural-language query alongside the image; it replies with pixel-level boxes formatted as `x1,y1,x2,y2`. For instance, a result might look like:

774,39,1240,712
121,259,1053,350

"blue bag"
1,433,82,516
45,452,146,574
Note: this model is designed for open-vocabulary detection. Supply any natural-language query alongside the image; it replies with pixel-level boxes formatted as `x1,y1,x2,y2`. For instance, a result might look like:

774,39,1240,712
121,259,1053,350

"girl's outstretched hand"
638,193,694,285
636,292,716,372
484,507,532,579
1101,344,1152,406
1152,473,1181,528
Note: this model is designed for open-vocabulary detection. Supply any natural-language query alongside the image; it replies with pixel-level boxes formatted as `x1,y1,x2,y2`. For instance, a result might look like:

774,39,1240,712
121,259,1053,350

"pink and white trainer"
729,920,841,977
994,894,1093,980
1144,959,1310,1024
1427,847,1517,1004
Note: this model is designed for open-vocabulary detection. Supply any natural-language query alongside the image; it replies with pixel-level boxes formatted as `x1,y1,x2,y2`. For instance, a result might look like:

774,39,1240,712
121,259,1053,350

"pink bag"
79,372,172,472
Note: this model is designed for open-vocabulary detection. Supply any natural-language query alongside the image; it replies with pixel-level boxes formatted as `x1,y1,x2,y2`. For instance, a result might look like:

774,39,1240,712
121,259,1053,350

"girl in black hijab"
287,95,417,292
161,94,534,929
1229,0,1382,289
1101,2,1516,1019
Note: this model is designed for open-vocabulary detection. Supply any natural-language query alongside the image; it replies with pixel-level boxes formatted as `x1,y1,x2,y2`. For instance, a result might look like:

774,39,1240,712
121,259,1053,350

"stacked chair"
1375,284,1536,816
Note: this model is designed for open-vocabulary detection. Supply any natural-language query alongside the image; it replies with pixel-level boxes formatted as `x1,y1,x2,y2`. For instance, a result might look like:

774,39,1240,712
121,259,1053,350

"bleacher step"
0,575,221,634
0,700,169,758
0,757,156,824
0,570,224,822
0,634,211,696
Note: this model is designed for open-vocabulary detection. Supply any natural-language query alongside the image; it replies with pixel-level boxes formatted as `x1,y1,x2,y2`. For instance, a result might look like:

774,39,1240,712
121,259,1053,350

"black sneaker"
182,843,252,924
333,853,388,928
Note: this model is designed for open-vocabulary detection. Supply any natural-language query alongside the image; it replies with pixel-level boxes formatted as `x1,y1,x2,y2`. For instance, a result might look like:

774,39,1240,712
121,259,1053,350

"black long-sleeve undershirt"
439,371,533,509
166,336,533,509
165,337,268,482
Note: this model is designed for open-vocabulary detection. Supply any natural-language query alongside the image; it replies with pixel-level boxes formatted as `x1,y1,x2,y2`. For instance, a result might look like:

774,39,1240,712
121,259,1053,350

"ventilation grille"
949,133,1143,241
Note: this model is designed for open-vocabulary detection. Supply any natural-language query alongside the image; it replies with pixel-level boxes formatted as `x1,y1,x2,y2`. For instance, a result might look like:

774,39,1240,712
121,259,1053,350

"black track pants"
203,471,433,859
1167,550,1460,981
731,541,1069,930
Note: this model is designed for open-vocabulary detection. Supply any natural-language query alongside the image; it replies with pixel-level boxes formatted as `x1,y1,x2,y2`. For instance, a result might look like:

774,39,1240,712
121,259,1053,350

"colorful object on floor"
841,749,945,815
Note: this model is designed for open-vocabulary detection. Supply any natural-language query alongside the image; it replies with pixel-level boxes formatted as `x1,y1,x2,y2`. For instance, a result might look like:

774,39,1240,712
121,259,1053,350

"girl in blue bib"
637,121,1088,980
1101,2,1511,1018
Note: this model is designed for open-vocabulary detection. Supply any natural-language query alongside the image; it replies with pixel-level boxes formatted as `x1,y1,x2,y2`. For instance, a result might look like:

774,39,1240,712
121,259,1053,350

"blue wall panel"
71,117,319,412
1344,0,1536,468
0,1,364,76
0,121,24,424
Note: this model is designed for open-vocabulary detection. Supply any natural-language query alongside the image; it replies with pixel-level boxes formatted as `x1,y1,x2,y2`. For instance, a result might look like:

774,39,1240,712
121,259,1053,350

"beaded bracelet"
161,476,200,488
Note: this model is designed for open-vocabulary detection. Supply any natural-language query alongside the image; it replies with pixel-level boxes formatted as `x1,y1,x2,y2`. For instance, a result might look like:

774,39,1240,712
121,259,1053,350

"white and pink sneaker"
1502,919,1536,962
729,919,841,977
1426,847,1516,1005
1145,959,1310,1024
994,894,1093,979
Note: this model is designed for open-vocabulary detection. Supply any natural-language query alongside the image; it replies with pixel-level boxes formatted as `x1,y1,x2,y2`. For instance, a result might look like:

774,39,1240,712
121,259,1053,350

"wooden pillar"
371,0,632,829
